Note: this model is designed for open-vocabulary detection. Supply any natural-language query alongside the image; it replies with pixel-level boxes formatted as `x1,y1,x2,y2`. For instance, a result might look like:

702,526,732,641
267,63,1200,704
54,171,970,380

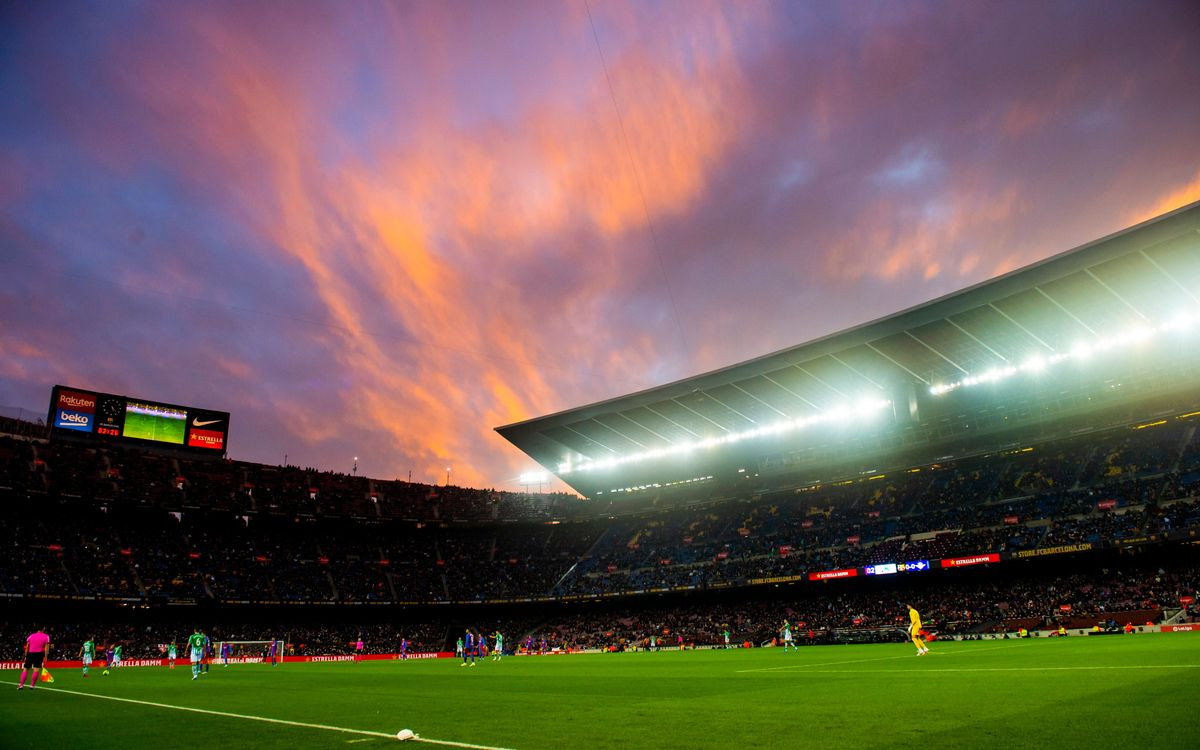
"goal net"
214,639,284,664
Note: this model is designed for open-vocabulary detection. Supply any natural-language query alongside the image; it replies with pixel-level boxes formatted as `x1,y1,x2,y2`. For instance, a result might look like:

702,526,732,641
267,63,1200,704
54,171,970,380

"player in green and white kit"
188,629,205,680
168,642,177,669
456,637,463,657
781,620,795,652
492,632,504,661
79,637,95,677
722,629,731,649
112,644,123,668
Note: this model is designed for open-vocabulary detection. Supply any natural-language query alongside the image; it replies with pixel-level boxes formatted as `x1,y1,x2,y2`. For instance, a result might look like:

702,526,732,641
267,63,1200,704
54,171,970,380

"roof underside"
498,202,1200,491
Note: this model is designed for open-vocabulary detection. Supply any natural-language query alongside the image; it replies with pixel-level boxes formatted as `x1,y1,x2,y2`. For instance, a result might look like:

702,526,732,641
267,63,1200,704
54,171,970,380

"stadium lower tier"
3,545,1196,660
1,488,1196,605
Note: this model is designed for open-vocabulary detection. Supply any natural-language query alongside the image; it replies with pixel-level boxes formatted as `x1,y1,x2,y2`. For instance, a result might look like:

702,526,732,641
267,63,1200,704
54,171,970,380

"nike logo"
192,419,222,427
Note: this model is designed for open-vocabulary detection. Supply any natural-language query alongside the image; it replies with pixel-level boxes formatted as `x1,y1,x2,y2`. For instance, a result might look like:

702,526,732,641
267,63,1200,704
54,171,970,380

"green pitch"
121,410,184,444
3,636,1199,749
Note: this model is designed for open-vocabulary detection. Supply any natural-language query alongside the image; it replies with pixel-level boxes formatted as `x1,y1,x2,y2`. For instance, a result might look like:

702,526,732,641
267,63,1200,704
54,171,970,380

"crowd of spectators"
0,435,587,523
554,423,1200,596
0,419,1198,605
539,563,1200,650
6,561,1194,661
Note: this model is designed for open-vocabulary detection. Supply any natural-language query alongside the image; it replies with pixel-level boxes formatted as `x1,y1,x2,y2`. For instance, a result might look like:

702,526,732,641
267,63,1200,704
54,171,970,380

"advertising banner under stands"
1010,542,1096,559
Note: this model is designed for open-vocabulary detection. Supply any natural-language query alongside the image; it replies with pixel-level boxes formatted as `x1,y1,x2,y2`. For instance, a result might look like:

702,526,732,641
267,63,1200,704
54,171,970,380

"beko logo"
55,409,92,431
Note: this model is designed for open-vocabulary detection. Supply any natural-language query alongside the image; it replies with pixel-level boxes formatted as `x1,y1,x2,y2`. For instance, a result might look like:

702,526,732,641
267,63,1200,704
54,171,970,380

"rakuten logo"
57,390,96,413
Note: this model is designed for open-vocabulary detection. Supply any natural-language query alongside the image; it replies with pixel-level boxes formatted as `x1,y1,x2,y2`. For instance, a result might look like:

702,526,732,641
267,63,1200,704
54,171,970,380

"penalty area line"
0,681,516,750
781,664,1200,675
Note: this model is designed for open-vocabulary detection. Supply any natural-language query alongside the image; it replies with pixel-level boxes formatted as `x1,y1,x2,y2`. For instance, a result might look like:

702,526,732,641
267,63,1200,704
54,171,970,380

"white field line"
736,643,1017,673
782,664,1200,674
1,681,516,750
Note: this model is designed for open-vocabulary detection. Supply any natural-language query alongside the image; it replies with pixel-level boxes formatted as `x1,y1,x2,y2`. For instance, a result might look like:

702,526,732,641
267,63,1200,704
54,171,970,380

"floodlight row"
596,474,715,495
557,397,891,475
928,309,1200,397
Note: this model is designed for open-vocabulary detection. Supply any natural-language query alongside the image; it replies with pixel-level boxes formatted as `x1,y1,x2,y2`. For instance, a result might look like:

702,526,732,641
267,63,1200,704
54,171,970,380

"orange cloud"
107,2,758,487
821,181,1026,284
1130,171,1200,225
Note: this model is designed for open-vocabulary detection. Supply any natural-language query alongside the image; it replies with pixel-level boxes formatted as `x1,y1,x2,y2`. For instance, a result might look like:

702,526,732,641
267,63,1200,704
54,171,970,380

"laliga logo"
59,411,89,424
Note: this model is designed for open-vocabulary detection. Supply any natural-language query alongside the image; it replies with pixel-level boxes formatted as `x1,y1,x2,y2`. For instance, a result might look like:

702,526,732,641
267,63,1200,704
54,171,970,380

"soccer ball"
396,729,415,741
102,670,110,676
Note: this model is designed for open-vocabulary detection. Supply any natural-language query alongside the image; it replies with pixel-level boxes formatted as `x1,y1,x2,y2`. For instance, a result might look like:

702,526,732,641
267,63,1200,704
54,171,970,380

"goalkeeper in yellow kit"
906,604,929,655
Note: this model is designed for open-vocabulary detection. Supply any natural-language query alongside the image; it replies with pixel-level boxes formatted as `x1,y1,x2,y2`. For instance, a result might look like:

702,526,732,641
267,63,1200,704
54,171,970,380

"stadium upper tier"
498,201,1200,498
2,411,1199,605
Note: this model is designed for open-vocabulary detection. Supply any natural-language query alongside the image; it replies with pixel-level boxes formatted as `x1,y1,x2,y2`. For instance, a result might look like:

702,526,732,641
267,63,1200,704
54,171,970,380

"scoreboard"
48,385,230,455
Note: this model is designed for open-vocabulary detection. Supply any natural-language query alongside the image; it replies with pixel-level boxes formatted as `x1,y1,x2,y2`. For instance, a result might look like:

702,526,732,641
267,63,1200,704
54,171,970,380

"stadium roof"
498,201,1200,495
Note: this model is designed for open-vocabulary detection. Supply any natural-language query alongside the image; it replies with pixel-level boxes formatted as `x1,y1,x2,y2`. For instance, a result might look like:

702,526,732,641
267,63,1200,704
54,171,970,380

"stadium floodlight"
1020,356,1047,373
557,397,890,475
607,474,713,493
854,396,889,417
929,308,1200,396
1163,310,1198,333
519,472,548,485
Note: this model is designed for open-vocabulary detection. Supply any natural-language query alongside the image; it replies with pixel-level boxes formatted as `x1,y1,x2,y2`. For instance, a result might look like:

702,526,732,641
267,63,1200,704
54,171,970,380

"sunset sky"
2,0,1199,490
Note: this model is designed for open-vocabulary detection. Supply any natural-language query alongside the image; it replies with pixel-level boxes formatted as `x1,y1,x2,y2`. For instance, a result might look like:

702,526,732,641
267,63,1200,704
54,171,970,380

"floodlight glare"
558,395,890,474
1021,356,1047,373
852,397,891,419
1163,311,1198,333
929,308,1200,397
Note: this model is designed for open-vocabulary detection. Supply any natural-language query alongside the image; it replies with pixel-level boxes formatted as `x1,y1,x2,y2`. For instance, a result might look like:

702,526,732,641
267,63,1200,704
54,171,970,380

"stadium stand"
1,415,1198,608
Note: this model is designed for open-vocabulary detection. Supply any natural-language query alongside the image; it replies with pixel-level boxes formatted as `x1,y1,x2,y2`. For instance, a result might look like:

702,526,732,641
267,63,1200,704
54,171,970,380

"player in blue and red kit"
400,638,408,660
460,631,476,667
221,641,231,666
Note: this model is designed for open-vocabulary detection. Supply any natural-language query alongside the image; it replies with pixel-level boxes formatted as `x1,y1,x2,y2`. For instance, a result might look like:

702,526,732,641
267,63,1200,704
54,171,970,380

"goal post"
214,639,284,664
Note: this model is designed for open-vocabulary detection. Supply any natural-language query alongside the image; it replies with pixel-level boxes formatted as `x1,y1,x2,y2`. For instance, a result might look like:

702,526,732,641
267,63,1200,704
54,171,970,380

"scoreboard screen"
48,385,229,455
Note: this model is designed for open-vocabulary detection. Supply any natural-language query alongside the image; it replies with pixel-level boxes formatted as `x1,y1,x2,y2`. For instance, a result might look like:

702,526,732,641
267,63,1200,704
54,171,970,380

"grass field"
121,408,185,444
3,636,1199,749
